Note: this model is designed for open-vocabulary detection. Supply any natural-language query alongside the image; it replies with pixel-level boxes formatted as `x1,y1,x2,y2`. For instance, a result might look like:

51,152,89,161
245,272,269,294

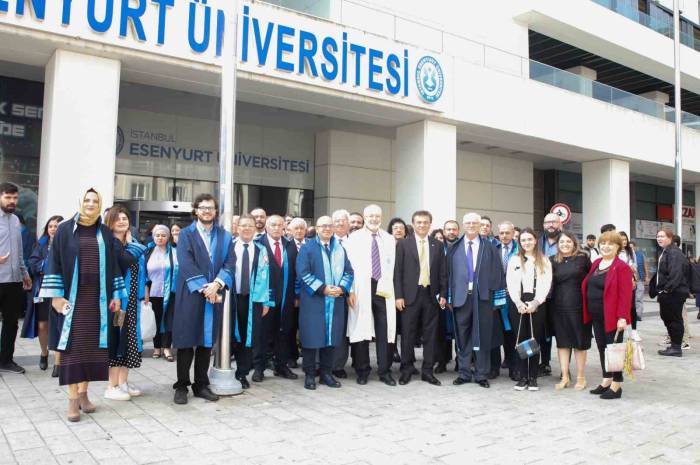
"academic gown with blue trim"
296,236,353,349
39,215,127,354
172,222,235,349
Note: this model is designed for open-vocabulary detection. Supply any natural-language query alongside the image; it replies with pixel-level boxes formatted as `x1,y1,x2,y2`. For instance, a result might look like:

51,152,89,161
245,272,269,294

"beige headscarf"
77,188,102,227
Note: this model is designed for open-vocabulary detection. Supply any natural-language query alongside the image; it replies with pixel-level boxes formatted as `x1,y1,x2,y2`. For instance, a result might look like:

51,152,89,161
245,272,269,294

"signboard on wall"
115,108,314,190
635,219,696,242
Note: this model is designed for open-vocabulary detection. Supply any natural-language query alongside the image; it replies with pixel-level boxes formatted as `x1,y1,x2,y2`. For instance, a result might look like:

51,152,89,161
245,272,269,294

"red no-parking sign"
550,203,571,225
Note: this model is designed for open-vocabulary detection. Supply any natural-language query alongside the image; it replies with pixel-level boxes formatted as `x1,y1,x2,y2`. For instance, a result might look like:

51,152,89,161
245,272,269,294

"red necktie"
274,241,282,267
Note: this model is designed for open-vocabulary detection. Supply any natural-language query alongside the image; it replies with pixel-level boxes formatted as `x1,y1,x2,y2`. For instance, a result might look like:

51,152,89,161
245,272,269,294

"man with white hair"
288,216,308,368
447,212,506,388
289,218,307,252
345,204,397,386
331,209,352,378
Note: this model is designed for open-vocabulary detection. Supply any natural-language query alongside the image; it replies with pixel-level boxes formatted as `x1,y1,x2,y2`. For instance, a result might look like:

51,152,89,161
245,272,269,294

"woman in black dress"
550,231,591,391
40,189,126,421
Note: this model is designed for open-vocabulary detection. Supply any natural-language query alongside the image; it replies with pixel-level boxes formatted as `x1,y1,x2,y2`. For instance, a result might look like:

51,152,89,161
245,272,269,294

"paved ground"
1,300,700,465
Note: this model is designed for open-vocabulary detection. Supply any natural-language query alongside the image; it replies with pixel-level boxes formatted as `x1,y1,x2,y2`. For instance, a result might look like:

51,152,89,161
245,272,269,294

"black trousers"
591,314,623,382
264,301,297,370
400,286,438,375
0,283,23,365
537,301,552,366
232,294,265,377
174,346,211,390
333,301,349,371
150,297,172,349
491,301,518,373
658,292,686,346
454,294,493,381
351,279,390,377
290,305,300,362
435,308,453,366
302,347,334,376
511,308,545,381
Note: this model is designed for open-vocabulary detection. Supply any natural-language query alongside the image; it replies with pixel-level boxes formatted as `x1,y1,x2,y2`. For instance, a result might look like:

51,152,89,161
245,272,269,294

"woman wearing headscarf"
22,215,64,373
39,189,127,422
144,224,178,362
104,206,148,401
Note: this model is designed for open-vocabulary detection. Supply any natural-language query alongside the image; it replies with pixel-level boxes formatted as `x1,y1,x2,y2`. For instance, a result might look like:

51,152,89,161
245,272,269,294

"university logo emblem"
116,126,124,155
415,56,444,103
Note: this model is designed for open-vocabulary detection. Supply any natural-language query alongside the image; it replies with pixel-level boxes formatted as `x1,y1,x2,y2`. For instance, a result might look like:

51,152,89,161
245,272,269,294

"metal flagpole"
209,0,242,396
673,0,683,242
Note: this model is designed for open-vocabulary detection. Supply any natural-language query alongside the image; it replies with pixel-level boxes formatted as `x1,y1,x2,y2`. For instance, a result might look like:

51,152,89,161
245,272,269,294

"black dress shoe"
274,366,299,380
538,364,552,376
0,361,25,374
319,374,341,388
477,379,490,389
193,386,219,402
379,374,397,386
487,369,499,380
398,373,411,385
356,375,368,385
411,367,419,376
452,377,472,385
332,369,347,379
173,387,188,405
434,363,446,374
421,374,441,386
39,355,48,371
236,376,250,389
51,365,59,378
589,384,610,395
600,386,622,399
508,369,520,381
252,370,264,382
500,361,508,369
658,346,682,357
304,374,316,390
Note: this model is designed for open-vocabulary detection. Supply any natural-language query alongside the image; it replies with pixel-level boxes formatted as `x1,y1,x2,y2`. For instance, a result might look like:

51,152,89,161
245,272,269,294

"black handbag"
515,314,540,360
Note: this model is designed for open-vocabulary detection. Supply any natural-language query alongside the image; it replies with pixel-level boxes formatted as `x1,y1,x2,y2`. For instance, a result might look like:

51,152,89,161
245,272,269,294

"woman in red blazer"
581,231,633,400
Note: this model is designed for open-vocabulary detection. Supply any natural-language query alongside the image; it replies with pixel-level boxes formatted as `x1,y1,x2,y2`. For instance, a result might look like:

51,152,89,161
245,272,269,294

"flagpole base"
208,367,243,396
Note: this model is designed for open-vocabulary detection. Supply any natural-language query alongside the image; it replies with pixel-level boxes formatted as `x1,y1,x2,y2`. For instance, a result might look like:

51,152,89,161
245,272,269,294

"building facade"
2,0,700,266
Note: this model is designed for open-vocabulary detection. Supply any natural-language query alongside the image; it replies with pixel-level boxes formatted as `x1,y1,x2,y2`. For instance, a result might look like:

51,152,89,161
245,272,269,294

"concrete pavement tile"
13,447,58,465
33,419,72,438
5,430,44,451
80,439,127,461
44,434,87,455
55,452,97,465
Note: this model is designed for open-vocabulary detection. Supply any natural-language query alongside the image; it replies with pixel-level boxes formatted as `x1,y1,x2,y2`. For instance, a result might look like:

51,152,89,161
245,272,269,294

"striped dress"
59,224,109,385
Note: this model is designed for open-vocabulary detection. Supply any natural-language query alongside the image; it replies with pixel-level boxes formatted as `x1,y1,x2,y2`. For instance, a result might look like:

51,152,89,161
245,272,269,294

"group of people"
0,181,692,423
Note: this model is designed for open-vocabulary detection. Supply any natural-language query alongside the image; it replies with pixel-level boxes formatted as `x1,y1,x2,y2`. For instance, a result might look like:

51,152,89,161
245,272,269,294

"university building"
2,0,700,268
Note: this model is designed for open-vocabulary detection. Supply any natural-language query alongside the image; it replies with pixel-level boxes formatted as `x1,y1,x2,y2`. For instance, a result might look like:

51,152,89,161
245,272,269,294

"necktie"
324,243,331,257
419,239,430,286
502,244,509,270
240,243,250,295
467,241,474,286
274,240,282,267
371,233,382,280
296,241,302,251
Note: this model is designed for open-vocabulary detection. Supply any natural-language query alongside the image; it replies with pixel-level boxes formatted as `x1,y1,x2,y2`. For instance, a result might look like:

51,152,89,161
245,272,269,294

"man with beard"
172,194,235,404
435,220,460,373
251,208,267,239
537,212,562,377
0,182,32,374
349,212,364,233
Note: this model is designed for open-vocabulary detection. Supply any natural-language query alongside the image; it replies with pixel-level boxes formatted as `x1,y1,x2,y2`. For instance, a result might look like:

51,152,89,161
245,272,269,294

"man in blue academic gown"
447,212,506,388
494,221,519,380
297,216,353,390
172,194,235,405
254,214,298,382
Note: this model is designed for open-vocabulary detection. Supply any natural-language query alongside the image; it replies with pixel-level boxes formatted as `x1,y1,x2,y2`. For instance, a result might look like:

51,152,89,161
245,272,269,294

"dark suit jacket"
258,235,297,310
447,235,504,308
394,234,447,306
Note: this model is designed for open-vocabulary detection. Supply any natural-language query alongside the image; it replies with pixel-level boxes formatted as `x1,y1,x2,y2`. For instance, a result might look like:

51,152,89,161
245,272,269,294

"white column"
37,50,121,229
395,121,456,227
582,159,630,237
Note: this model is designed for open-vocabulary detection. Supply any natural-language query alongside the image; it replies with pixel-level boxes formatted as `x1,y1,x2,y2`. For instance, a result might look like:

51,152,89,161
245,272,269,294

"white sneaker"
630,330,642,342
104,385,131,401
682,342,691,350
120,383,142,397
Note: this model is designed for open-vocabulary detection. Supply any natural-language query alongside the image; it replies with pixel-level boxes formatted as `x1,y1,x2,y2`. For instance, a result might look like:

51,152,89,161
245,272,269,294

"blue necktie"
467,241,474,286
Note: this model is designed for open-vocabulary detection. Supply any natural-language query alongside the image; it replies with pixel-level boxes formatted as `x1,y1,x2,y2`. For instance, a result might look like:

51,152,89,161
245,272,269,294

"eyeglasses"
317,224,333,229
198,207,216,212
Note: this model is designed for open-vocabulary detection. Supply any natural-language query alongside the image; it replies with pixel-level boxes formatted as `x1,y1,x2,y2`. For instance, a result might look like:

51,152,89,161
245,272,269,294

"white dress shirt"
234,239,255,294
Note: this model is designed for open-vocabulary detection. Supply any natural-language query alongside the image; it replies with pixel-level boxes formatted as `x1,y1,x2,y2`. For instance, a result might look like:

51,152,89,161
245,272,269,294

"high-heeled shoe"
574,377,587,391
39,355,48,371
51,365,60,378
78,392,96,413
555,376,570,390
67,398,80,422
589,384,610,395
